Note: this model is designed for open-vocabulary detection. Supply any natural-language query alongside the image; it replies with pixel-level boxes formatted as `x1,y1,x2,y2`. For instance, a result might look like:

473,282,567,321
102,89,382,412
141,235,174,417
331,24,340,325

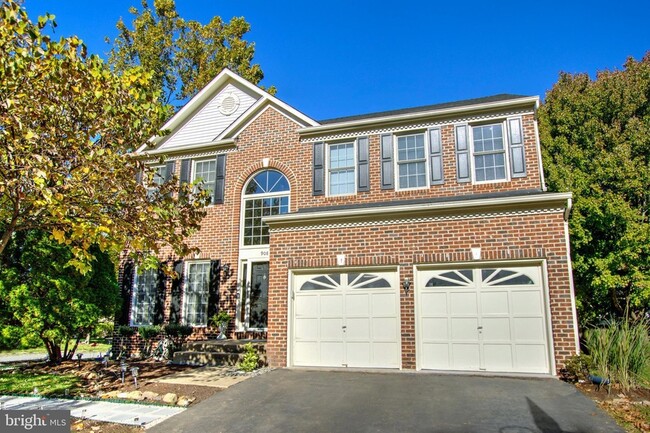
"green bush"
0,326,41,350
117,325,136,337
138,325,161,341
562,353,593,382
583,319,650,391
238,342,259,372
93,320,114,339
163,324,193,338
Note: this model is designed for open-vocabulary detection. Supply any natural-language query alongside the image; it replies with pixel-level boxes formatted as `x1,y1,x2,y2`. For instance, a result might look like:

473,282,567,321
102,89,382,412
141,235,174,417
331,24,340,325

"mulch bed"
574,381,650,432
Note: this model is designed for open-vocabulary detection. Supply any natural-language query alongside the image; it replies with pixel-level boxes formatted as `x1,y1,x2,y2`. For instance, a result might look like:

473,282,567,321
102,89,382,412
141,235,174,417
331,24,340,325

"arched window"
242,170,290,246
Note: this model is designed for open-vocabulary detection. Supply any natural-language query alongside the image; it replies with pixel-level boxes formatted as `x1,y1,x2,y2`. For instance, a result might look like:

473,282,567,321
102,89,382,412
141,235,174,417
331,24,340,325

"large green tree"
109,0,270,107
0,230,120,362
539,53,650,325
0,0,209,272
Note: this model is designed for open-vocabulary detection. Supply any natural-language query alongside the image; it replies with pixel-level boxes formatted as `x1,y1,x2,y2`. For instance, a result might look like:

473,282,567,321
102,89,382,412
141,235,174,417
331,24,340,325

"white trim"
394,131,430,191
298,97,539,137
326,139,357,197
563,203,580,354
137,139,235,158
413,259,554,375
192,157,217,205
137,69,318,153
533,117,547,191
129,266,157,327
182,260,211,327
265,192,573,227
468,120,512,185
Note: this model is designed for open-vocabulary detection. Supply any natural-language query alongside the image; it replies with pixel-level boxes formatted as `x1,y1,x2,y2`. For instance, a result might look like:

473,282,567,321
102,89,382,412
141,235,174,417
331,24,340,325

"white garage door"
417,265,551,374
292,270,400,368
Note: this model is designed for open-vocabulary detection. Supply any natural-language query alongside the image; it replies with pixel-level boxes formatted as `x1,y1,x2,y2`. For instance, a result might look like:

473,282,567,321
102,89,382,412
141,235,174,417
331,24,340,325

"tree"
0,230,120,362
0,0,209,272
538,53,650,325
108,0,271,107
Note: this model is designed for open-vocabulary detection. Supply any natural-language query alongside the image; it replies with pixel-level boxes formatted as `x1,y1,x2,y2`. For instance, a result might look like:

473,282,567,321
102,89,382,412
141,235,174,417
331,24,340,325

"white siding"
161,83,259,149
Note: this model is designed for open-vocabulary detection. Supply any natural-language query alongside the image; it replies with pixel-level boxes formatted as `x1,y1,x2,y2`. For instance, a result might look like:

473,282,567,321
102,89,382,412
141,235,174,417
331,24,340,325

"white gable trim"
137,69,318,154
220,103,311,140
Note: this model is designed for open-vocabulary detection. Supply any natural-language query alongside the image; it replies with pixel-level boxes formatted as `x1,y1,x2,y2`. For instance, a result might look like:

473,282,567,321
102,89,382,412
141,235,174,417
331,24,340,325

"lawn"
0,342,111,357
0,371,82,396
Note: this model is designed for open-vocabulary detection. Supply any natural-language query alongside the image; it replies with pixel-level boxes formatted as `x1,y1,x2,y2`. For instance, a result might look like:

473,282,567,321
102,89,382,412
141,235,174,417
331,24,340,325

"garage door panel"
346,317,370,340
294,318,318,340
450,292,477,315
372,342,400,368
295,296,318,317
513,317,545,341
294,341,319,366
482,317,511,341
511,291,543,315
371,293,397,316
345,294,369,316
515,345,548,372
451,344,480,369
320,295,343,317
320,318,344,340
420,292,447,315
372,317,399,341
483,344,514,371
320,342,344,366
346,342,370,367
450,317,479,341
480,291,509,315
421,343,450,369
421,317,448,341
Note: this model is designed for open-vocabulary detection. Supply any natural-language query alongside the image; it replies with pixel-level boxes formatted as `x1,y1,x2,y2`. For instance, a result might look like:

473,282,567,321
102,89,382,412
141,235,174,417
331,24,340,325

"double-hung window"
328,142,355,195
131,268,157,326
397,133,427,189
472,123,507,182
193,159,217,203
183,262,210,326
146,165,167,197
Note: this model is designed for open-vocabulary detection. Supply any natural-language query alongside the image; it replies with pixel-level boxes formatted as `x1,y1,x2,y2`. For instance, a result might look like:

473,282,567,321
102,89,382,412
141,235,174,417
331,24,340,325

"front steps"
172,339,266,367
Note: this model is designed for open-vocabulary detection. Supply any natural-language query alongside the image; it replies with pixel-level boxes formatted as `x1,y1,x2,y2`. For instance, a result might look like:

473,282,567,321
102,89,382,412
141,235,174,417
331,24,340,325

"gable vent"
219,92,240,115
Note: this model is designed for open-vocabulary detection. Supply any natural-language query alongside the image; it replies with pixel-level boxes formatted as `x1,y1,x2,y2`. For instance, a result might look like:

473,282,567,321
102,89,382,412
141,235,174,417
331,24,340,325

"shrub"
137,326,161,357
163,324,193,338
210,310,231,328
0,326,41,350
583,319,650,391
238,342,259,372
561,353,593,382
117,325,136,337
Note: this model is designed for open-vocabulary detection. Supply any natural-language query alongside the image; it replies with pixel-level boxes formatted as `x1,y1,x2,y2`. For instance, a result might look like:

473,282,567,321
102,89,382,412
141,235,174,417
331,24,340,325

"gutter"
265,192,573,227
298,96,540,137
134,139,236,158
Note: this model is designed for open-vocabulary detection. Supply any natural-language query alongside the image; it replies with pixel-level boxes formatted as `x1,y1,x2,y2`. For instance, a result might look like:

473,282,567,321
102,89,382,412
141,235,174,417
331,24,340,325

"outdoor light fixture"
402,277,411,295
76,353,83,368
131,367,139,389
120,361,128,384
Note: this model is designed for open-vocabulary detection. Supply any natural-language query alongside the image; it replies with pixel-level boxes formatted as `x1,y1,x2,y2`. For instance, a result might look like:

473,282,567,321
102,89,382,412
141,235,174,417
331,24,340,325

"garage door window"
481,269,534,285
348,273,391,288
300,273,391,291
300,274,340,290
426,269,473,287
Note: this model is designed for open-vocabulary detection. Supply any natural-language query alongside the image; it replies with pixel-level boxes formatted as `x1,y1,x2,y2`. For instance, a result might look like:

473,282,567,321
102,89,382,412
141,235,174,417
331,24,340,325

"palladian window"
242,170,290,246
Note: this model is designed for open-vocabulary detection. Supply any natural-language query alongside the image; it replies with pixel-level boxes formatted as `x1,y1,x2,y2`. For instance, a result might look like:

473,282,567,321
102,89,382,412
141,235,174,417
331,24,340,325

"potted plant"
210,310,231,340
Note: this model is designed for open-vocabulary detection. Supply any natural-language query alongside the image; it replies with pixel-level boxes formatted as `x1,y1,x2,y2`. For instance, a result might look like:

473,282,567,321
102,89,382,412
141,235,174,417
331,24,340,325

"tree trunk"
43,339,63,364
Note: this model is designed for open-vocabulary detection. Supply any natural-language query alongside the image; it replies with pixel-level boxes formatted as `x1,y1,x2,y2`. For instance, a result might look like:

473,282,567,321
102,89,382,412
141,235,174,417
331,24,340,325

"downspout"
533,100,547,192
563,197,580,354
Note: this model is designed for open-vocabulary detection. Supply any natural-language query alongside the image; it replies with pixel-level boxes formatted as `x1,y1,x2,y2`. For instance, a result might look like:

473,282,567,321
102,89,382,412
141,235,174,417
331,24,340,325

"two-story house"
117,69,579,375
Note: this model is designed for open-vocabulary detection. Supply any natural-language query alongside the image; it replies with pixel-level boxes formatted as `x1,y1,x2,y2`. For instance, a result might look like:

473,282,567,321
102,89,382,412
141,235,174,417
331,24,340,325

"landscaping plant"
583,318,650,391
238,342,260,372
137,325,161,357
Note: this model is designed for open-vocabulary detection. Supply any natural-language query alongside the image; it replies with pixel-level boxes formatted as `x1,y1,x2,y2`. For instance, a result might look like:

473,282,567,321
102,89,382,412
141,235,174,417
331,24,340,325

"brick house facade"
116,69,579,375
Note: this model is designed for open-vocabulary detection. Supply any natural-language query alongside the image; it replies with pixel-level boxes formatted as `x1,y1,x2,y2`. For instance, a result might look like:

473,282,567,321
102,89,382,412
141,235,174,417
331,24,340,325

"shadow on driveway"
149,369,623,433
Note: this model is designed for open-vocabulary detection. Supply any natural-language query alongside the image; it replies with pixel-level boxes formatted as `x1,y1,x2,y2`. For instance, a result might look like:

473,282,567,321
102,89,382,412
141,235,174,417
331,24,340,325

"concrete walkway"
0,395,184,428
0,351,107,364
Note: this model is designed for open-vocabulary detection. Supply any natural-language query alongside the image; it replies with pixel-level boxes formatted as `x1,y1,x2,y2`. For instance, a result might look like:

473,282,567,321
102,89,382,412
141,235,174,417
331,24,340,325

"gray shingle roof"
318,94,530,125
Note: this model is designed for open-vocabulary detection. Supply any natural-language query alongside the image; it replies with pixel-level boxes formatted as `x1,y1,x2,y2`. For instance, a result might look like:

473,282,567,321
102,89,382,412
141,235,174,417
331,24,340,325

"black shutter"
214,154,226,204
169,260,184,324
313,142,325,196
153,266,167,325
508,118,526,178
207,260,221,320
357,137,369,192
135,169,143,185
380,134,394,189
179,159,191,198
164,161,175,182
429,128,444,185
455,125,471,183
117,260,134,325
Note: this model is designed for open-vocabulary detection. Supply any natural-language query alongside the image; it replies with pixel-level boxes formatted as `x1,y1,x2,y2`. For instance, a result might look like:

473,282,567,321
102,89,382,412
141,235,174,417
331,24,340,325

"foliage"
210,310,231,327
0,230,120,363
137,325,161,357
561,353,594,382
583,319,650,391
0,325,40,350
93,320,114,340
0,0,209,272
108,0,272,107
117,325,136,337
163,323,193,338
0,372,81,396
538,53,650,324
238,342,259,372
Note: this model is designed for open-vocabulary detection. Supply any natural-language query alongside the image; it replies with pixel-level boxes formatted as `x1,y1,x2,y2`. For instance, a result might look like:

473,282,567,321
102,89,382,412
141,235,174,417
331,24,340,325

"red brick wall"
266,210,577,373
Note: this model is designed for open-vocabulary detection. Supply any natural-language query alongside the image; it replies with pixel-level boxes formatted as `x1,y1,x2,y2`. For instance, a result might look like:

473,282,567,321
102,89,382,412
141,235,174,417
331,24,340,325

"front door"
239,261,269,330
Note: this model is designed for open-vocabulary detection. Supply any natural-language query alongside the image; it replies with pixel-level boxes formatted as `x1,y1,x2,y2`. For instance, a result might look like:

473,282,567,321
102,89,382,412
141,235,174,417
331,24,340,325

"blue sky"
25,0,650,121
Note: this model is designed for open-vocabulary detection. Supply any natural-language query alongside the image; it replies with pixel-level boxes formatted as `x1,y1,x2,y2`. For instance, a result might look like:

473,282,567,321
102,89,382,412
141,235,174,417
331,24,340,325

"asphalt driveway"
149,369,623,433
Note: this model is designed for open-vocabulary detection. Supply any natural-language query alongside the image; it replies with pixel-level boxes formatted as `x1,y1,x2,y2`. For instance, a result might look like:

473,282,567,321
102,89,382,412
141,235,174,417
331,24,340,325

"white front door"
416,265,551,374
292,270,400,369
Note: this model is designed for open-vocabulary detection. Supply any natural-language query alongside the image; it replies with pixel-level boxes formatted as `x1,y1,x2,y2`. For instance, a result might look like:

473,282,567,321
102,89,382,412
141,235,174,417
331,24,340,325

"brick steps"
172,339,266,367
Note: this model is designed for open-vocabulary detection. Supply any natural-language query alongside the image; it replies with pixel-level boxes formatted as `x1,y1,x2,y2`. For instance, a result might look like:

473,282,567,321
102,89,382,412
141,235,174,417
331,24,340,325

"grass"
0,342,111,357
0,371,82,396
